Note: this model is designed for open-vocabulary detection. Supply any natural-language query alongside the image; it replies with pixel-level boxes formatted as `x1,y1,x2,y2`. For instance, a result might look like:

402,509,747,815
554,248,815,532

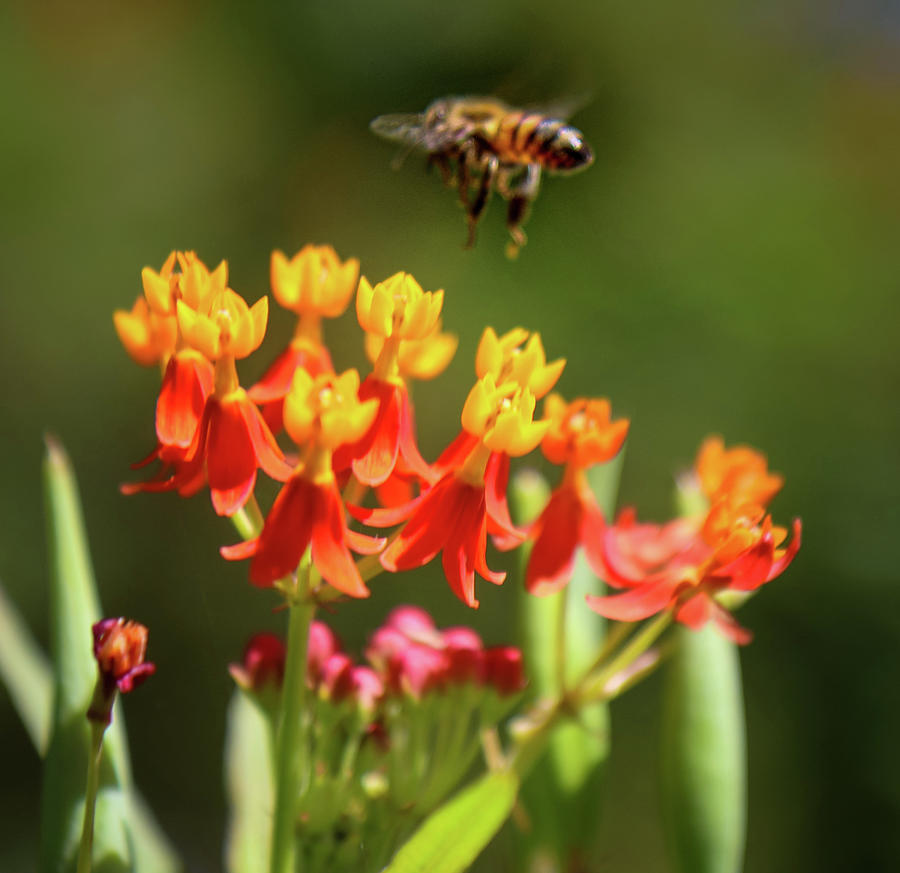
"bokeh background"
1,0,898,870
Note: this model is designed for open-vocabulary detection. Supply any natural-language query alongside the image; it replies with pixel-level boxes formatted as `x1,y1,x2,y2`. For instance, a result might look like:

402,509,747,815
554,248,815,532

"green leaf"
0,579,53,753
224,690,275,873
382,769,519,873
660,625,746,873
39,437,180,873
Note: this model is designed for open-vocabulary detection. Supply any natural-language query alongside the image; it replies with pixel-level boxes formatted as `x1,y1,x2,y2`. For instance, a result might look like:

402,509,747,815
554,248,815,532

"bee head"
424,99,451,128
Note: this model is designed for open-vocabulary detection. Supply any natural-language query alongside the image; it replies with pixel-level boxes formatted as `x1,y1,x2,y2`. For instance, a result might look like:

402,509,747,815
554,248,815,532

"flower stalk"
269,554,316,873
74,715,106,873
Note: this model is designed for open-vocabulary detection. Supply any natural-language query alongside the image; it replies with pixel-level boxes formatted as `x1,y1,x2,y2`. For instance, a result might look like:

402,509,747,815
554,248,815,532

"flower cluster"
230,606,524,863
116,245,801,643
586,436,801,642
231,606,524,711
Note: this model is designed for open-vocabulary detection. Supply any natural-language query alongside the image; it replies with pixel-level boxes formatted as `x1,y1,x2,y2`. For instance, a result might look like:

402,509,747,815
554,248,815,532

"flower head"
249,246,357,432
475,327,565,399
271,245,359,318
222,370,384,593
356,272,444,343
695,435,784,509
586,507,801,643
526,394,629,595
177,287,268,362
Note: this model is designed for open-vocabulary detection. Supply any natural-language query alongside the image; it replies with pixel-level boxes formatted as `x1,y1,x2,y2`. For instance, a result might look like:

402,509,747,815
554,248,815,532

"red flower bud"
483,647,526,695
92,618,155,694
229,632,285,691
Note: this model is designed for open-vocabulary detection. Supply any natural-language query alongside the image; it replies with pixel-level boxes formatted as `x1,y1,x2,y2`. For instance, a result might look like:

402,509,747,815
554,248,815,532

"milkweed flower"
475,327,565,401
586,499,802,643
249,245,359,433
352,374,548,607
694,434,784,509
127,280,293,516
222,368,384,595
113,295,177,369
425,327,567,550
525,394,629,595
334,272,454,493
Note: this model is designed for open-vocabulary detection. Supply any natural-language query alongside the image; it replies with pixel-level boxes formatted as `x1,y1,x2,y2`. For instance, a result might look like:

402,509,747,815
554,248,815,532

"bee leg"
465,154,498,249
457,152,472,211
428,152,455,187
504,164,541,258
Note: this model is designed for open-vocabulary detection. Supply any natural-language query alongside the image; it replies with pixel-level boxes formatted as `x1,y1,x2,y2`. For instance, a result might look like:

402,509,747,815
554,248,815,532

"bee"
370,96,594,257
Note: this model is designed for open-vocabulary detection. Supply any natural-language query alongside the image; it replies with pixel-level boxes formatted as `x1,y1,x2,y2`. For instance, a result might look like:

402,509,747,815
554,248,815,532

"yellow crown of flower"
177,288,268,361
284,368,378,452
356,272,444,341
364,320,458,382
271,245,359,318
113,296,177,367
141,251,228,317
461,375,549,457
475,327,565,399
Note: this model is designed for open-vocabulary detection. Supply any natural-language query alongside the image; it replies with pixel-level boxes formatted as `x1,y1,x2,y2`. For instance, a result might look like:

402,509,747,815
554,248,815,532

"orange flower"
249,246,358,433
351,376,547,607
586,506,801,643
222,369,384,594
694,435,784,509
526,396,630,596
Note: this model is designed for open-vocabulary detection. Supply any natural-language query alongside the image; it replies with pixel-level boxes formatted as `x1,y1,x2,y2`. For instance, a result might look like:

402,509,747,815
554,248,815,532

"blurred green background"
1,0,898,870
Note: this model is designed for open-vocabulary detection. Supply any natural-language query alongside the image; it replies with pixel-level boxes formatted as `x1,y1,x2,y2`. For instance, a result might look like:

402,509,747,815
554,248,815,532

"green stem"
230,494,265,541
75,719,107,873
270,557,316,873
579,612,672,703
511,612,674,778
554,588,569,693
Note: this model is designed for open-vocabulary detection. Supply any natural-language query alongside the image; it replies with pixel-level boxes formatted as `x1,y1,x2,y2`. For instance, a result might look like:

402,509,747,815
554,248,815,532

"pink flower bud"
308,621,340,685
321,652,356,700
389,644,449,697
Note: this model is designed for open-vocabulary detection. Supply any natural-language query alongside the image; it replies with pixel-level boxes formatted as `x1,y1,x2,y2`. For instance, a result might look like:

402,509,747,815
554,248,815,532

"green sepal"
38,437,179,873
381,769,519,873
660,625,746,873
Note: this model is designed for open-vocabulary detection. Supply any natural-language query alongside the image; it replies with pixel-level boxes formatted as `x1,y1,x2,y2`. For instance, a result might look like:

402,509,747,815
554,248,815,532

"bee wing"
523,93,593,121
369,113,427,147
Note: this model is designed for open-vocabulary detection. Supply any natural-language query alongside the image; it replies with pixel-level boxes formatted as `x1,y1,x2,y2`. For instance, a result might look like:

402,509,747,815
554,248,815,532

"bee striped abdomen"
497,112,592,172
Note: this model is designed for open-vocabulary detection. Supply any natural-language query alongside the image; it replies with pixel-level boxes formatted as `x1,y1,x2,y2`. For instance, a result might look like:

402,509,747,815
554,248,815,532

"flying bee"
370,96,594,257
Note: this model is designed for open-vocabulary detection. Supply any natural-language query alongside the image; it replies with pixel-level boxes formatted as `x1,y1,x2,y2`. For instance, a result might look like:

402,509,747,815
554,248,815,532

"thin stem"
579,612,673,704
554,588,568,693
269,555,315,873
511,612,674,778
578,619,635,680
75,719,107,873
230,494,265,541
